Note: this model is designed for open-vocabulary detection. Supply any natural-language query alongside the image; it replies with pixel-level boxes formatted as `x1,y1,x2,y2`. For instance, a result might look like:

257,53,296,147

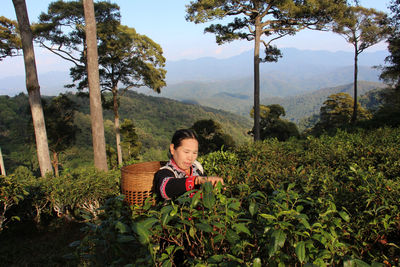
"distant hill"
165,48,388,83
0,90,251,158
1,47,387,97
262,81,386,124
154,70,384,117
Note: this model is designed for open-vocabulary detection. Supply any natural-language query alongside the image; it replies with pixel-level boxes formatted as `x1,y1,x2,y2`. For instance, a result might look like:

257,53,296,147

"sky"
0,0,392,79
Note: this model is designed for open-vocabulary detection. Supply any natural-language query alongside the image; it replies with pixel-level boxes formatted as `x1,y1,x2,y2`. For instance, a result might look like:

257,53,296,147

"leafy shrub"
46,167,120,221
72,126,400,265
0,173,29,231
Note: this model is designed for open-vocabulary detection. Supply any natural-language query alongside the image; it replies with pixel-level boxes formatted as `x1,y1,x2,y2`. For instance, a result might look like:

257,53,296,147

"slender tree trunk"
352,46,359,124
13,0,53,177
253,19,261,141
52,151,59,177
0,147,6,176
83,0,108,171
113,88,123,166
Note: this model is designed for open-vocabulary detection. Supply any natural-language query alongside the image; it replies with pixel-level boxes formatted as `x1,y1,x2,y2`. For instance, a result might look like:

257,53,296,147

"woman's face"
170,138,199,171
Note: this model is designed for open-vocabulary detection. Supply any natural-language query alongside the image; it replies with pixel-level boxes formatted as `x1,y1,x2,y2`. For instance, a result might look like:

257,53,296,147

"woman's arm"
154,169,196,200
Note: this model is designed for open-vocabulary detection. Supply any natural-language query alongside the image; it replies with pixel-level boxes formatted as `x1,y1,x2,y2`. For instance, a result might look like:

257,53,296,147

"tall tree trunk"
352,46,359,124
83,0,108,171
113,88,122,166
13,0,53,177
0,147,6,176
253,20,261,141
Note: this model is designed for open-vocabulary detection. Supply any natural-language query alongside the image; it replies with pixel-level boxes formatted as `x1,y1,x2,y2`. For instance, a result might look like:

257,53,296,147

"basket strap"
160,165,177,177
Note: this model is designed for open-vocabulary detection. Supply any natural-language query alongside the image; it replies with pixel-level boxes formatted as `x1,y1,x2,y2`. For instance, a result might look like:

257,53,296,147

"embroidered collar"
170,159,193,176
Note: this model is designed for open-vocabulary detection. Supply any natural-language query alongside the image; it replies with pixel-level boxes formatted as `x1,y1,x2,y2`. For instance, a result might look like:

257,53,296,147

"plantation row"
1,126,400,266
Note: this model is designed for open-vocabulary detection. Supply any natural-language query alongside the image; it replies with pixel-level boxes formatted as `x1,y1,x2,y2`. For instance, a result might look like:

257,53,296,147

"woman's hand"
195,176,224,187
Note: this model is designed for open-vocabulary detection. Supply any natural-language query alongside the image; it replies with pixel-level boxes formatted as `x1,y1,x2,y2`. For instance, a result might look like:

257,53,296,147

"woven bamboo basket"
121,161,165,206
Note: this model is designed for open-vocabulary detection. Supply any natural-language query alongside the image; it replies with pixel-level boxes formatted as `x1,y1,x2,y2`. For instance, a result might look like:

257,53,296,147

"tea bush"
0,166,121,231
0,173,29,231
74,127,400,265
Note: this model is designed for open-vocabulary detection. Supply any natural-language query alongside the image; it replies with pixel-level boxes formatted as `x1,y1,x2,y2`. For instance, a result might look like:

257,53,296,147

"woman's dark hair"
171,129,198,149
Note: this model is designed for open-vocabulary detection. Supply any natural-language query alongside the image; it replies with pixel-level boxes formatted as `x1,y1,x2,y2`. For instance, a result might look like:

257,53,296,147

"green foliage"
379,0,400,91
0,173,28,231
42,94,79,175
250,104,300,141
73,126,400,265
0,16,21,60
120,119,141,163
332,6,390,55
0,90,250,172
191,119,235,155
45,167,120,221
313,93,371,134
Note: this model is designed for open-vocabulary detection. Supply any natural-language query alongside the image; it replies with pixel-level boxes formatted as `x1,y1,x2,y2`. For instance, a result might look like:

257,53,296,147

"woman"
153,129,224,200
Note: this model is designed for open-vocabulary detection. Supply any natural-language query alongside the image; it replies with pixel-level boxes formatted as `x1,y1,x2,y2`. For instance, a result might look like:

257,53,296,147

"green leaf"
132,223,150,244
272,229,287,251
253,258,262,267
339,211,350,222
161,212,172,226
189,227,196,238
226,229,240,244
249,201,258,216
259,213,276,221
162,259,172,267
295,241,306,263
190,191,201,208
142,218,158,229
233,223,251,236
203,190,215,210
208,254,224,263
344,259,371,267
195,223,213,233
115,221,130,234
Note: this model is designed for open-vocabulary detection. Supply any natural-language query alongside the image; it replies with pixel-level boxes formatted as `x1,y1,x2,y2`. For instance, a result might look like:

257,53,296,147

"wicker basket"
121,161,165,206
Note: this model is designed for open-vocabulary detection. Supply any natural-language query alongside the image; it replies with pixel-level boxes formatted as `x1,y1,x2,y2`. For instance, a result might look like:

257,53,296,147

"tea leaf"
339,211,350,222
295,241,306,263
115,221,129,234
132,223,150,244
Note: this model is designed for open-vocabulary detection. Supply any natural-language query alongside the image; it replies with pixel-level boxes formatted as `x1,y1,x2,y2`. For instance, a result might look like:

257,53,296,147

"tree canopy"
331,6,390,123
186,0,348,141
0,16,21,60
315,92,371,132
380,0,400,92
191,119,235,155
250,104,299,141
35,0,166,167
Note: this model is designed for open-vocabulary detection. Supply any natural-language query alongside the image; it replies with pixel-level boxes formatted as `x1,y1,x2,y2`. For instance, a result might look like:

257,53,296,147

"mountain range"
0,47,388,125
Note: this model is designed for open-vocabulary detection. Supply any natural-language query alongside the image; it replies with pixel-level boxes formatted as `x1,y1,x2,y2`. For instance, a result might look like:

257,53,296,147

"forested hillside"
262,81,386,124
0,91,252,174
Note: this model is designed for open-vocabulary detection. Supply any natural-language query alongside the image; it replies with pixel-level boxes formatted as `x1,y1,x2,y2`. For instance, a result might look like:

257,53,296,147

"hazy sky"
0,0,392,79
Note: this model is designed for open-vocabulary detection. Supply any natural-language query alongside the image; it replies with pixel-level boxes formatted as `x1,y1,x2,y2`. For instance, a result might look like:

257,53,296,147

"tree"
75,24,165,166
186,0,347,141
0,16,21,60
250,104,299,141
191,119,235,155
82,0,108,171
36,1,166,167
12,0,53,177
331,6,390,123
380,0,400,94
120,119,141,164
315,92,371,132
43,95,79,176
